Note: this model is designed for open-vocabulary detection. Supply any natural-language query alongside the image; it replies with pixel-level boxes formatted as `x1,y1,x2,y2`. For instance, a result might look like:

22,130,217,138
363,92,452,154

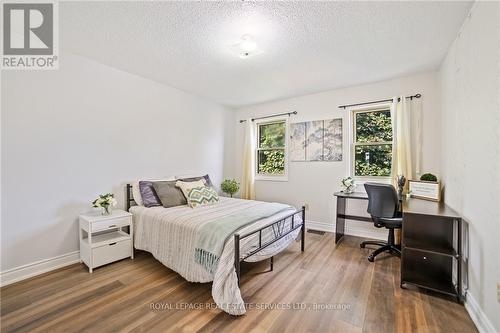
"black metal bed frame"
125,184,306,286
234,207,305,286
126,184,135,211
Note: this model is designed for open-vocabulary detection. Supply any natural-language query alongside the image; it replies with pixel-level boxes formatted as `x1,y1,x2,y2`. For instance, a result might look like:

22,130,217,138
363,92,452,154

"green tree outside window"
354,110,393,177
257,121,286,175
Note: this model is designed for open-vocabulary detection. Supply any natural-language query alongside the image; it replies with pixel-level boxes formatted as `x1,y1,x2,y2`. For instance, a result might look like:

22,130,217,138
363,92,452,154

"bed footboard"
234,206,305,285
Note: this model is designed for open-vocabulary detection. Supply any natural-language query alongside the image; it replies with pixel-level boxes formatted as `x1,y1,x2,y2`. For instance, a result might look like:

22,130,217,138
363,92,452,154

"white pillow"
132,177,175,206
132,181,144,206
175,179,206,198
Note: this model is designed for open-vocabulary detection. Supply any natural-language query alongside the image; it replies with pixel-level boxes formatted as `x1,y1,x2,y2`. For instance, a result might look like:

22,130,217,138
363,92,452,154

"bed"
126,184,305,315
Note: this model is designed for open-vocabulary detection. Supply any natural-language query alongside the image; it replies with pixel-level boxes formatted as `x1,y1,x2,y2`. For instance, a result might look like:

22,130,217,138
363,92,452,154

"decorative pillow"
132,181,144,206
186,186,219,208
132,177,175,206
178,174,213,187
152,180,187,208
175,179,206,198
139,181,162,207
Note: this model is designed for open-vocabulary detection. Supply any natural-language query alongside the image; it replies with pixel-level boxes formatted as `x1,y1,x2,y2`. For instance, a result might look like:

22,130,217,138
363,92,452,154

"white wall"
1,51,232,273
438,2,500,332
227,72,440,237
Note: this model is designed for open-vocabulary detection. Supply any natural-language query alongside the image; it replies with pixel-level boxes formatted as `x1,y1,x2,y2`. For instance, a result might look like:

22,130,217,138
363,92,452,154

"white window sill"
351,177,392,191
255,175,288,182
353,177,392,184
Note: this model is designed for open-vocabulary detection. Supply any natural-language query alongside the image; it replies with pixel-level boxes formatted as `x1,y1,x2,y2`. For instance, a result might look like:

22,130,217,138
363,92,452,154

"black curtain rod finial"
239,111,297,123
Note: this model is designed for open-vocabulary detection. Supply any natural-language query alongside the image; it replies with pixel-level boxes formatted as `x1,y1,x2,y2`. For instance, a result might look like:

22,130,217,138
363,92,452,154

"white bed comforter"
130,197,302,315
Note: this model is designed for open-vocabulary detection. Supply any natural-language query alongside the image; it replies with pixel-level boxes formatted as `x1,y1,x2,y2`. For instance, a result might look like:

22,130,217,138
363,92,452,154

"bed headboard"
125,184,136,211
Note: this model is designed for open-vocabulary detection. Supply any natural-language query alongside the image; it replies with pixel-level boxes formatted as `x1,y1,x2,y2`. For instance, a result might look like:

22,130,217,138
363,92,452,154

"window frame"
349,104,393,182
254,117,289,182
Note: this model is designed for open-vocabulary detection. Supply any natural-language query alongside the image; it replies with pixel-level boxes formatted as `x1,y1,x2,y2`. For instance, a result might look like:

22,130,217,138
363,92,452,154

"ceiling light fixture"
228,34,262,59
239,35,257,53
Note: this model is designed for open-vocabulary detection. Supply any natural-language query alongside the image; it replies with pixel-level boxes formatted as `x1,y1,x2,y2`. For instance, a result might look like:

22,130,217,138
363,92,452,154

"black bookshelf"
401,198,463,303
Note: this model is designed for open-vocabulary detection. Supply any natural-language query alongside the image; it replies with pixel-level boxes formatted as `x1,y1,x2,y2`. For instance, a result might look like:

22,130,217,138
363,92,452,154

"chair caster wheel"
360,243,365,248
368,255,374,262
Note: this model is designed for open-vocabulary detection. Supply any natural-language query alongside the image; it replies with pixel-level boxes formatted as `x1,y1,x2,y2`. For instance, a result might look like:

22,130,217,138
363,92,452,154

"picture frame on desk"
408,180,441,202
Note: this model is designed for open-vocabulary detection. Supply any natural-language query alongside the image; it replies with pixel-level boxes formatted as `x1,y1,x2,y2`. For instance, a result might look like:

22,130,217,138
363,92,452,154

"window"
352,108,393,178
256,120,287,179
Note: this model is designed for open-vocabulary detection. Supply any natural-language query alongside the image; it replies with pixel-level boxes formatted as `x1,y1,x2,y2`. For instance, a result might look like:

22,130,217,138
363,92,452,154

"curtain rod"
338,94,421,109
239,111,297,123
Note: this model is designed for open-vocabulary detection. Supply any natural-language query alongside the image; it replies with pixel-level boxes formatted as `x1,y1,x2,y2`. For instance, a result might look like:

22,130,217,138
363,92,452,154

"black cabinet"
401,198,462,302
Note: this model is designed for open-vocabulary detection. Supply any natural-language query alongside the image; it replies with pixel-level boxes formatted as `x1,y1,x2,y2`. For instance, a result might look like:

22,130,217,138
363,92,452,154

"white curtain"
412,98,423,176
390,96,422,186
241,119,256,200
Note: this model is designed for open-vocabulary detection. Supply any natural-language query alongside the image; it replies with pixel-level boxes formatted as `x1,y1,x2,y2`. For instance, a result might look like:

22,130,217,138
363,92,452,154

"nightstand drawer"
92,239,132,268
91,216,131,232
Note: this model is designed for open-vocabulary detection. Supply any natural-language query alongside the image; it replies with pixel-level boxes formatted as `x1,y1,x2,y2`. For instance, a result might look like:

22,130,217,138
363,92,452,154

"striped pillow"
186,186,219,208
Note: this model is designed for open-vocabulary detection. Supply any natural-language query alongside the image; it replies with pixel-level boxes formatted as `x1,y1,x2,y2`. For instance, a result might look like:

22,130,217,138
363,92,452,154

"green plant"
341,177,356,193
92,193,117,215
420,173,438,182
220,179,240,197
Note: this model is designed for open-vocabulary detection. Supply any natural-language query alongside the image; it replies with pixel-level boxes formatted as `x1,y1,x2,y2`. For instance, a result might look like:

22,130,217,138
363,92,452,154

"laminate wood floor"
1,233,477,333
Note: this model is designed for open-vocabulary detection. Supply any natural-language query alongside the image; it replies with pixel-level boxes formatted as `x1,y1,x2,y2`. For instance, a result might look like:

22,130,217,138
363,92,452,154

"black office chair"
361,183,402,262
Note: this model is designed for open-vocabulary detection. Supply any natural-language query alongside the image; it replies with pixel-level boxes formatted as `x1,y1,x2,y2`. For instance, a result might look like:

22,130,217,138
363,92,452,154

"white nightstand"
79,209,133,273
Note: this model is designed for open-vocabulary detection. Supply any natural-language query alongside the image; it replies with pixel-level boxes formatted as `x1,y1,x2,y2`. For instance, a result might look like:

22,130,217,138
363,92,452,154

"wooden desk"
333,191,370,243
401,198,463,303
334,192,464,302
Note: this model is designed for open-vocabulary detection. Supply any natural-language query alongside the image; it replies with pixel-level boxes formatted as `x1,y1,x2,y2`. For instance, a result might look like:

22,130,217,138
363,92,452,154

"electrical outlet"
304,203,309,210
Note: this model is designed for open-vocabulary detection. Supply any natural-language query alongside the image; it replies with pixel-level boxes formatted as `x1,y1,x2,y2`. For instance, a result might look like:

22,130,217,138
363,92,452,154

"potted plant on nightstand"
220,179,240,198
92,193,117,215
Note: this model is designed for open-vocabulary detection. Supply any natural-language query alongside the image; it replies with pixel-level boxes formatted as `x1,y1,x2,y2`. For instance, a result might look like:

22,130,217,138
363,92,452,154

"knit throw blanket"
194,202,291,273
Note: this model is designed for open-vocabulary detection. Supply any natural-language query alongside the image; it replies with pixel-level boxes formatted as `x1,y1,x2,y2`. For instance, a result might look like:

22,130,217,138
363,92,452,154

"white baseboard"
0,251,80,287
465,292,497,333
306,220,387,241
306,220,335,233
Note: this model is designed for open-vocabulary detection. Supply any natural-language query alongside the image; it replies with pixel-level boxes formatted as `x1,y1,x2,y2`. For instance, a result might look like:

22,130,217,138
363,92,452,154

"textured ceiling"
61,1,472,107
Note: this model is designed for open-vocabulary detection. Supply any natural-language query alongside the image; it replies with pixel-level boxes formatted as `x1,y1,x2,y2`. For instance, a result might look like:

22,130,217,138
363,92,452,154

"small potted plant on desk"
420,173,438,182
408,173,442,202
221,179,240,198
341,177,356,194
